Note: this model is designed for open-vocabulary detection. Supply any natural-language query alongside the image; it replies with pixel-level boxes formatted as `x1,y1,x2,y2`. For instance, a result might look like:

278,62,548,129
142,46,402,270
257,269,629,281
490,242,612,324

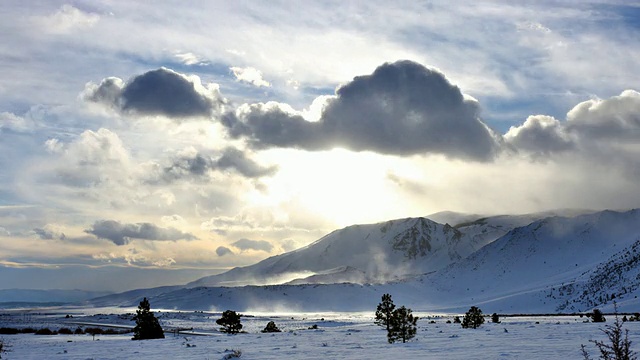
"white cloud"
34,4,99,34
230,67,271,87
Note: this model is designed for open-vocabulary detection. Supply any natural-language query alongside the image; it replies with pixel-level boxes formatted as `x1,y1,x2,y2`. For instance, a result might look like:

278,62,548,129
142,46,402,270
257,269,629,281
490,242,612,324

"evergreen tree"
592,309,606,323
216,310,243,334
375,293,396,332
132,297,164,340
491,312,500,323
462,306,485,329
387,306,418,344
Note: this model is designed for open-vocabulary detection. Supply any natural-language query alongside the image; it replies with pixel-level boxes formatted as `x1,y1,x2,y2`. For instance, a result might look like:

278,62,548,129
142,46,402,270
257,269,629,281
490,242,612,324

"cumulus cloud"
216,246,234,257
504,115,574,156
506,90,640,158
162,147,277,181
230,66,271,87
83,68,225,118
85,220,197,246
566,90,640,141
222,60,500,160
0,112,36,133
231,238,274,253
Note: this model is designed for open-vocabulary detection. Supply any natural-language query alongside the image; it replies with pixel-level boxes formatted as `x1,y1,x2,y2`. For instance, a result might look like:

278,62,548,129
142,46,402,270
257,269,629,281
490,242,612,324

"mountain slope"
189,217,477,287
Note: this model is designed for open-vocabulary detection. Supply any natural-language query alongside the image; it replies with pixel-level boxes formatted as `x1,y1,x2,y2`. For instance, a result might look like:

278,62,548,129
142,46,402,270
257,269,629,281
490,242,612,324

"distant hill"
0,289,111,304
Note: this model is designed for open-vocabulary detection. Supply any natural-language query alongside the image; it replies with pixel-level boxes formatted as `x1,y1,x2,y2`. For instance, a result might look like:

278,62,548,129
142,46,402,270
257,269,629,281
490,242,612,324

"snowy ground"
1,307,638,359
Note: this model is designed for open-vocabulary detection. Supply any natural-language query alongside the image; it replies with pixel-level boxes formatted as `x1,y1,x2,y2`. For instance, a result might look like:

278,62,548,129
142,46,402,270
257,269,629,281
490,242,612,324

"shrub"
462,306,485,329
0,328,18,335
74,327,84,335
34,328,56,335
132,297,165,340
57,328,73,335
261,321,281,333
581,304,636,360
453,316,461,324
216,310,243,334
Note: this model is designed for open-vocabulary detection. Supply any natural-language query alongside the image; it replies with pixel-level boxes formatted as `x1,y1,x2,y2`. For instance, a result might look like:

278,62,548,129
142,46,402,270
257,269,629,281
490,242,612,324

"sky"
1,0,640,292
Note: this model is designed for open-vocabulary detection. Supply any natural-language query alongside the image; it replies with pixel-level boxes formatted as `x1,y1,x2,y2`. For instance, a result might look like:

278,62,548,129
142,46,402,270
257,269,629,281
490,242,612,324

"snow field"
2,310,639,359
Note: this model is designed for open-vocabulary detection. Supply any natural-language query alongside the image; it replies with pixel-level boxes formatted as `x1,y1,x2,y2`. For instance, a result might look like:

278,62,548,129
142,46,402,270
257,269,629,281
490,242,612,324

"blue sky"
1,1,639,292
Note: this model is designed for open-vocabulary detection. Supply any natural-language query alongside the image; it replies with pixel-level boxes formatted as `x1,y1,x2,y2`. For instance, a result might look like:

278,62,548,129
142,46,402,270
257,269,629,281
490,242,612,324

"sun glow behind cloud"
1,1,640,291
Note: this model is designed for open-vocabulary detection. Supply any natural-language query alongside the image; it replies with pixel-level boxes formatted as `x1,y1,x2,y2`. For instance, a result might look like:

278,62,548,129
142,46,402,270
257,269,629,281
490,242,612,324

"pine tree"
132,297,164,340
216,310,243,334
375,293,396,332
592,309,606,323
387,306,418,344
462,306,485,329
491,312,500,323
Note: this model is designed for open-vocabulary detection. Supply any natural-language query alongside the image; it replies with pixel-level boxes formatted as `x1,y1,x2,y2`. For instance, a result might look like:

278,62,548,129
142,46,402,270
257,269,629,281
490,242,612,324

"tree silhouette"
216,310,243,334
462,306,485,329
132,297,164,340
375,293,396,332
387,306,418,344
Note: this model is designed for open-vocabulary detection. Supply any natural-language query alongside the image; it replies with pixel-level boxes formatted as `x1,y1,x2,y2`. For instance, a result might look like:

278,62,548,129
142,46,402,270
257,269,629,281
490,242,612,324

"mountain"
189,210,579,288
88,209,640,314
189,217,481,287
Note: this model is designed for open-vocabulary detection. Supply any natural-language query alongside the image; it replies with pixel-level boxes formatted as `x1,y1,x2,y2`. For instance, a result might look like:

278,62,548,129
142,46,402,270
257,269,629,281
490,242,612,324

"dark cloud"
32,228,66,240
222,60,500,160
163,147,276,181
216,246,234,257
83,68,224,118
231,238,274,253
215,147,277,178
504,115,574,156
85,220,197,246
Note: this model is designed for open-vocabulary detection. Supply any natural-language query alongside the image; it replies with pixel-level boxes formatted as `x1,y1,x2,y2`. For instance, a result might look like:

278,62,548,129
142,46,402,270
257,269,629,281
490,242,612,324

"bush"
261,321,281,333
0,328,18,335
453,316,461,324
34,328,56,335
132,297,165,340
57,328,73,335
581,304,636,360
74,327,84,335
216,310,243,334
462,306,485,329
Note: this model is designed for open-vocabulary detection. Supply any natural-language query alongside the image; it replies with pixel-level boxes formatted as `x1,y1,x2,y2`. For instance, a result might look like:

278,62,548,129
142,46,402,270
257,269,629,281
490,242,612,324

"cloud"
216,246,234,257
162,147,277,181
230,66,271,87
231,238,274,253
566,90,640,141
504,115,574,156
506,90,640,158
34,4,99,34
0,112,36,133
83,68,225,118
85,220,197,246
222,60,500,160
32,226,66,241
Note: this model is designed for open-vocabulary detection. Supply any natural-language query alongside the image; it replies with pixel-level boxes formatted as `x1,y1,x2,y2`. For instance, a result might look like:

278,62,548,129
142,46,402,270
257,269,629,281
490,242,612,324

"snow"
1,308,639,359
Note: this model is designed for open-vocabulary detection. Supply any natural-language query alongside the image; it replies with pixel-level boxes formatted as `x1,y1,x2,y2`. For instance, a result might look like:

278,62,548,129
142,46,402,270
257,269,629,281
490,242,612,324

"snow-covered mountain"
88,208,640,313
189,210,580,288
